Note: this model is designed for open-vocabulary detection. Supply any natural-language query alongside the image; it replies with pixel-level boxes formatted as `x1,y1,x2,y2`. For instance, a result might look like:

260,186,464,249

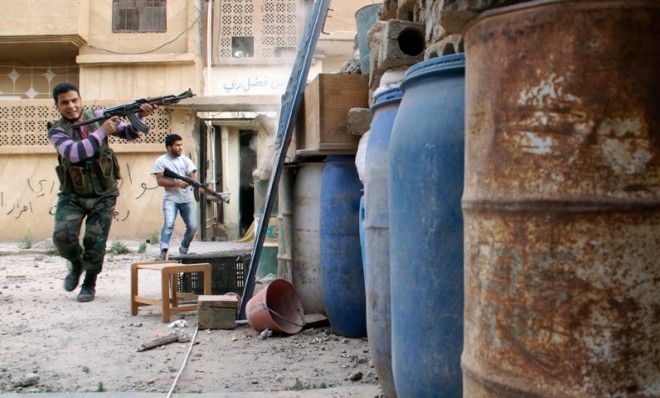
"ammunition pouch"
97,149,121,188
56,150,121,196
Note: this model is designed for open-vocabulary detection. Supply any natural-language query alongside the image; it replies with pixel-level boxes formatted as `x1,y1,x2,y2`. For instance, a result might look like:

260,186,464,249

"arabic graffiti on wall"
1,163,159,222
3,178,55,220
221,75,286,94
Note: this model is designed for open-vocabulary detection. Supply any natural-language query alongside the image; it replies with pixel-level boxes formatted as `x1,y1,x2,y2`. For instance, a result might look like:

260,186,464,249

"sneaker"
63,261,82,292
77,285,95,302
178,246,188,255
159,249,168,260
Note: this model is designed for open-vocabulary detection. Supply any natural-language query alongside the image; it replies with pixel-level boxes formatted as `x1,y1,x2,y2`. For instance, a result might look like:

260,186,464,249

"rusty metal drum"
462,1,660,397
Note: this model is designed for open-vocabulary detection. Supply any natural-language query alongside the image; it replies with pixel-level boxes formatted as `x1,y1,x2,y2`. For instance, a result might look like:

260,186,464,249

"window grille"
0,103,171,147
214,0,302,63
217,0,254,59
261,0,298,58
113,0,167,33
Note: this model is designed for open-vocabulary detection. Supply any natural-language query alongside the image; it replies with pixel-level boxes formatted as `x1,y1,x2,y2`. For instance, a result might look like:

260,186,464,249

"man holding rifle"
48,82,156,302
152,133,199,260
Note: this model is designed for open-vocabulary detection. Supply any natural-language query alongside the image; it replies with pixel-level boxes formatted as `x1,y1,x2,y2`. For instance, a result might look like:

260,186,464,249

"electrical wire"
91,14,201,55
166,325,199,398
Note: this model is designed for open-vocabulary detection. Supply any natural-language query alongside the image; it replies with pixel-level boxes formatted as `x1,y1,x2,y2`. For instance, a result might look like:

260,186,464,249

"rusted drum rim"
465,0,660,35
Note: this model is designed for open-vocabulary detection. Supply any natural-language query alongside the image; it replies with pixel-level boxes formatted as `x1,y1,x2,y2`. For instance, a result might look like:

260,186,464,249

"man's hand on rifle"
101,116,121,135
176,180,189,189
138,103,157,118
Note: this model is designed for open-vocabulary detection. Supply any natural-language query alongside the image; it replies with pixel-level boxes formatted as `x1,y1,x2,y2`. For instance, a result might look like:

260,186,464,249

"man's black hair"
165,133,183,148
52,82,80,103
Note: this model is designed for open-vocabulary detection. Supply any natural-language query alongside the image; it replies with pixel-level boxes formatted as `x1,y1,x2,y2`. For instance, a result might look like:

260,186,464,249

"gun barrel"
69,89,194,129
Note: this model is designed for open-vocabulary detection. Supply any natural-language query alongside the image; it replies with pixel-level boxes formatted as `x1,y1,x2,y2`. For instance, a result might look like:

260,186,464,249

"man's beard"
63,113,81,123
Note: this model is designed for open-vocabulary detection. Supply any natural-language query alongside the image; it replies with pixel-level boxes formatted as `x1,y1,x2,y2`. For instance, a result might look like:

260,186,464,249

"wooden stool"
131,261,212,323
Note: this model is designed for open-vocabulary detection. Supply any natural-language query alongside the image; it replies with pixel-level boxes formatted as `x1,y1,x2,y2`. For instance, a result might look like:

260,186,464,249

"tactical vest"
52,109,121,196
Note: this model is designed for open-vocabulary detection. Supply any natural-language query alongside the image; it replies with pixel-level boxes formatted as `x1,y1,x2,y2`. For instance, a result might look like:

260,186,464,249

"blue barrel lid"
402,53,465,90
371,86,403,111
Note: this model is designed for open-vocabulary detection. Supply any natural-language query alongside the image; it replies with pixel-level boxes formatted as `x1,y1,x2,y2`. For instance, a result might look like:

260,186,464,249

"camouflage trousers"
53,192,117,274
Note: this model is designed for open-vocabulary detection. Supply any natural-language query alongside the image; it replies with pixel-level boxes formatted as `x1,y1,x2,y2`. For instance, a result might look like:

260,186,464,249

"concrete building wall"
77,0,203,99
83,1,190,55
79,63,200,100
1,0,90,37
0,147,190,242
220,125,241,240
323,0,377,33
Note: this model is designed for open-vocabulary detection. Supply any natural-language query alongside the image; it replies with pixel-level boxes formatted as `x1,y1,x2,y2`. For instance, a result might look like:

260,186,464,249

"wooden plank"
133,296,161,306
198,294,239,308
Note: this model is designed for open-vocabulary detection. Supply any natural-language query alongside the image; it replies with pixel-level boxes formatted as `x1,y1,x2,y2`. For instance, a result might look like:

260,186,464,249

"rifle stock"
163,167,230,204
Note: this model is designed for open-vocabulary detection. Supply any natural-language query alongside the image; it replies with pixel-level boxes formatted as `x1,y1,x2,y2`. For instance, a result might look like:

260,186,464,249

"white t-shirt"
152,153,197,203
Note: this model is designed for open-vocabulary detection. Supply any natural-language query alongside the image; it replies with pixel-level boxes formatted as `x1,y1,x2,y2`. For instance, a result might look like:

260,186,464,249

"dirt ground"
0,240,381,396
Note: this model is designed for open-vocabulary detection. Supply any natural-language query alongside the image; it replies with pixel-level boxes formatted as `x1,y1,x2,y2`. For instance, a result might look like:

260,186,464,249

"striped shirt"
48,109,142,164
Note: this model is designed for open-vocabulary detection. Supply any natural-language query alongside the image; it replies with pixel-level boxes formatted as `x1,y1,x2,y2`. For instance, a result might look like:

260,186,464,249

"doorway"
239,130,257,237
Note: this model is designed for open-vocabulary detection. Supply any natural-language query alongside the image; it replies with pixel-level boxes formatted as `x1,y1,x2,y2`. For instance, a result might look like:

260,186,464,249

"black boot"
63,260,83,292
77,272,97,302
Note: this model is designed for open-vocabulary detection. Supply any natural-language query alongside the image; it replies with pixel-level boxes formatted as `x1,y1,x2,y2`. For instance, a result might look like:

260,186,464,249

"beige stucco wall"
79,63,200,100
0,148,192,242
323,0,378,33
77,0,203,100
1,0,89,38
82,0,191,55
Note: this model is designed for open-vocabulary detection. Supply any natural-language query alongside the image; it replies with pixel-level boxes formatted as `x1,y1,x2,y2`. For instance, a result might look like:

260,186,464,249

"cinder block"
197,294,238,330
397,0,416,21
368,21,387,89
347,108,373,136
425,34,464,59
377,20,425,71
380,0,398,20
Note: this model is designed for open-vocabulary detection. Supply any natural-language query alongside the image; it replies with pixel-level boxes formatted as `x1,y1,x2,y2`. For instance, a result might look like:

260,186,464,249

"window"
232,37,255,58
113,0,167,33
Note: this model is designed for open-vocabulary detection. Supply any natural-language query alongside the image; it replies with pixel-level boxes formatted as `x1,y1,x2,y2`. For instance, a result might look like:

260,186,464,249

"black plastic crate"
177,254,249,295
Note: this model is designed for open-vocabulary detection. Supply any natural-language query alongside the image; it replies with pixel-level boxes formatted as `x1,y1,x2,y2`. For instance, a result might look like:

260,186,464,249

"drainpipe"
206,0,213,96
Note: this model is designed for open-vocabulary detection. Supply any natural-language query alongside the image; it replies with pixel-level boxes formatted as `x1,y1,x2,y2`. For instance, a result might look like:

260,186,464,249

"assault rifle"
163,167,231,204
71,89,195,134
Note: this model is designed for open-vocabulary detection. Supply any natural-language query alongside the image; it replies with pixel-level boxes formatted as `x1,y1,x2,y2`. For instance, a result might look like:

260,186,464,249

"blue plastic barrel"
320,155,366,337
358,192,367,279
388,54,466,397
355,3,382,74
364,87,403,398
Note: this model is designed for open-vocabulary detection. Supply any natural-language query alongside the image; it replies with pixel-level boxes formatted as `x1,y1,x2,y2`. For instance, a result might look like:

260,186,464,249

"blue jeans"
160,200,197,252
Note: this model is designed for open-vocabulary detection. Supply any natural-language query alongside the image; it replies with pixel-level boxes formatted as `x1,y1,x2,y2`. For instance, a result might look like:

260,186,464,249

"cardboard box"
297,74,369,156
197,294,238,330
